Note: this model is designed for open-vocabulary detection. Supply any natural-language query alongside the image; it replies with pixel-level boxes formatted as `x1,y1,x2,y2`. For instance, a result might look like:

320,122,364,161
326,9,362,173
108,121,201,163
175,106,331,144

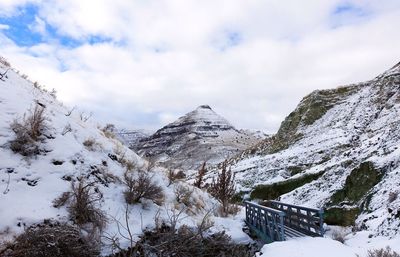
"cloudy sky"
0,0,399,133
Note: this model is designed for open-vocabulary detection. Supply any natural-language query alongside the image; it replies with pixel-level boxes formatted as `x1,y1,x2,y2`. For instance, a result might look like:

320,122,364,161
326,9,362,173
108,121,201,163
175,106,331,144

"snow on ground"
257,233,400,257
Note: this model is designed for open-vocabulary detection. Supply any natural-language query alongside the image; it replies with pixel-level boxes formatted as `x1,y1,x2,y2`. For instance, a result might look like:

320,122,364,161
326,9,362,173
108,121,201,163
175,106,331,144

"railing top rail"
244,201,286,216
269,200,323,214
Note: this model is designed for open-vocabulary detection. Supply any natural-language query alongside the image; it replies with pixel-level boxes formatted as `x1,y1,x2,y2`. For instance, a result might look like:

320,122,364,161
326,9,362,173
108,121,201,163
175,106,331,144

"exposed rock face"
224,62,400,236
132,105,264,170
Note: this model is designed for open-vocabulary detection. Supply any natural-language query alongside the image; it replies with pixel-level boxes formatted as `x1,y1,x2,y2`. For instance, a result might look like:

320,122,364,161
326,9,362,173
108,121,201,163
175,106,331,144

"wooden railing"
244,201,286,242
267,200,324,237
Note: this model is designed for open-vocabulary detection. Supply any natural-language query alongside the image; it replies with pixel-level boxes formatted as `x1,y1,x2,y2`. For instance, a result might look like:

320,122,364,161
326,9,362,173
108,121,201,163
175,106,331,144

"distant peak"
197,105,212,110
375,61,400,80
392,61,400,69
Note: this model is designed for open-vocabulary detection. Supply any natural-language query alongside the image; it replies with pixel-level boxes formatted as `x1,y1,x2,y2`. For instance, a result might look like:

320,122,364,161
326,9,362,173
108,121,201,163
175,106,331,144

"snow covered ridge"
228,62,400,237
0,62,250,255
130,104,265,171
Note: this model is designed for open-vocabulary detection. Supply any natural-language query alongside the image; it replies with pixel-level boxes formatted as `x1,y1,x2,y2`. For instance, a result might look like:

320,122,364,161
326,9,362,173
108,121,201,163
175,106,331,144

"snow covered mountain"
224,62,400,236
131,105,264,170
116,128,151,148
0,61,249,255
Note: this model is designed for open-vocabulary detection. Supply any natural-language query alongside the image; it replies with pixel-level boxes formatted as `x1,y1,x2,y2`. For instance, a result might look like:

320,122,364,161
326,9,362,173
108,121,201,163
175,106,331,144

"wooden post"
319,209,324,236
279,212,285,241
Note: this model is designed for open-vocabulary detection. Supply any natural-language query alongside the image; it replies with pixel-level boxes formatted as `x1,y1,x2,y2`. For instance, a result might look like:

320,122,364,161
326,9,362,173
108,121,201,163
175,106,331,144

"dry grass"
83,138,102,151
9,104,48,156
167,169,186,185
174,184,193,206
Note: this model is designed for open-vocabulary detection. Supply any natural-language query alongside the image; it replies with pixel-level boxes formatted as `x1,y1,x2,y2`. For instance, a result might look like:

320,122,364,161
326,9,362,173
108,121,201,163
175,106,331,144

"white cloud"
1,0,400,133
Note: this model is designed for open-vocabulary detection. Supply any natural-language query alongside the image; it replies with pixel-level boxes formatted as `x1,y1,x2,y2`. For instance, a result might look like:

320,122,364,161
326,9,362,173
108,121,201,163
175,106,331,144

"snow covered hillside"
0,61,250,255
223,62,400,237
131,105,264,171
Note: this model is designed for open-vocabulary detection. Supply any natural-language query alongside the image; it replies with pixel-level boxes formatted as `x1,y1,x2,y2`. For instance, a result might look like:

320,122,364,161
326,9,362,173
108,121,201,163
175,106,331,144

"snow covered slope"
132,105,264,170
227,62,400,236
0,62,249,254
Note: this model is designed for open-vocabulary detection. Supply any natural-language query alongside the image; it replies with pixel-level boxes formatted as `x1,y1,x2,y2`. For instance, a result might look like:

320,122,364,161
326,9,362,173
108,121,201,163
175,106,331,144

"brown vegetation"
53,178,107,231
1,221,99,257
208,162,236,216
123,171,164,205
9,104,48,156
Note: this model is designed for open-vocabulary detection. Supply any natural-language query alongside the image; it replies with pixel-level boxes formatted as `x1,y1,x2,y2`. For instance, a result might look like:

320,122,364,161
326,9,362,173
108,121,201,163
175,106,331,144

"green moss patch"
330,162,383,205
250,171,324,200
324,162,383,226
324,207,360,226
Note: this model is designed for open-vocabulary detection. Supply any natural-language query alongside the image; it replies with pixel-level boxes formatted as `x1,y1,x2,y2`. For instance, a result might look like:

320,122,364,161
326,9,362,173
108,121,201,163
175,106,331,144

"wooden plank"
284,226,307,238
269,200,321,213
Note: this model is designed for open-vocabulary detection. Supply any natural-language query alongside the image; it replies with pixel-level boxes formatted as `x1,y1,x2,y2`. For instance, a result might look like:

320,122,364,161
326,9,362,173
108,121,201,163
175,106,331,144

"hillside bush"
53,178,107,231
9,104,48,156
1,221,99,257
168,169,186,185
108,224,254,257
123,171,164,205
83,138,102,151
208,162,237,216
174,184,193,205
367,247,400,257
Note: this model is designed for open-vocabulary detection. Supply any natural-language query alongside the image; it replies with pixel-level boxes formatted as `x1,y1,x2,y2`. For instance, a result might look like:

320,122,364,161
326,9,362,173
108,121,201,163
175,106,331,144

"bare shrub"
53,178,107,231
367,247,400,257
80,111,93,122
83,138,101,151
174,184,193,205
61,123,72,136
65,106,76,116
388,192,398,203
194,161,207,188
208,162,236,216
123,171,164,205
118,224,254,257
9,104,48,156
89,165,120,187
2,221,99,257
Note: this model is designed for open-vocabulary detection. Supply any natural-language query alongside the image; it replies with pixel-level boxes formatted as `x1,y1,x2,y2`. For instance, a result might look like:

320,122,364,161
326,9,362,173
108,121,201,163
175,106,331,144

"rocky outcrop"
224,62,400,236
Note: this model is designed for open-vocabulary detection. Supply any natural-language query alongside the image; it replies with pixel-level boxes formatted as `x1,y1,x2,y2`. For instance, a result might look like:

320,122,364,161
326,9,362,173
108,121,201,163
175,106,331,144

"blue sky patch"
0,4,114,48
212,29,243,51
0,4,42,46
331,3,371,28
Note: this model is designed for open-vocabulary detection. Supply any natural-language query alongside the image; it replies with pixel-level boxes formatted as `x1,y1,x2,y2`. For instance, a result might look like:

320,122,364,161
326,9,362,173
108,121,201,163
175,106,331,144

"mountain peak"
132,105,262,169
377,61,400,79
197,105,212,110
